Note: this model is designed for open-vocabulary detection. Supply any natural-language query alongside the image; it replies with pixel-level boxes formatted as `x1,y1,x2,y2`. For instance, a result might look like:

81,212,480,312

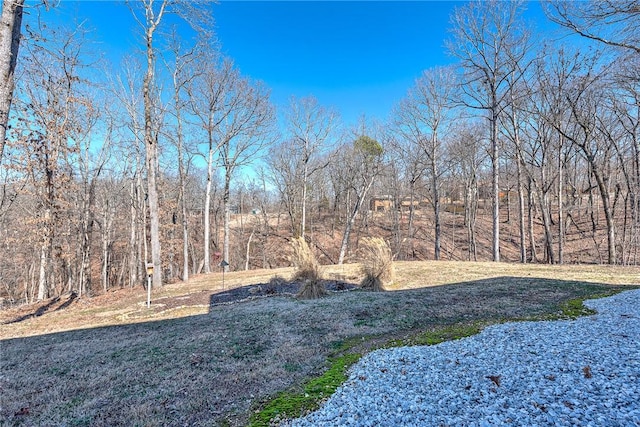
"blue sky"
34,1,549,127
212,1,457,125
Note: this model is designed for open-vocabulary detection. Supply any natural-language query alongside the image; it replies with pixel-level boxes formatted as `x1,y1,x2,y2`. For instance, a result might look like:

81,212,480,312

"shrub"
290,237,327,299
265,276,287,294
268,275,288,287
359,237,394,291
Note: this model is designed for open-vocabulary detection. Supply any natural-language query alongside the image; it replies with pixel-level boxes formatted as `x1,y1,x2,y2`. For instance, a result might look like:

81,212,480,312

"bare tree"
448,0,530,262
449,121,487,261
111,56,146,288
16,23,95,299
608,57,640,264
394,66,457,260
545,0,640,54
285,96,337,238
542,53,619,264
336,134,384,265
384,131,426,260
216,74,274,271
267,138,303,235
128,0,168,288
188,55,234,274
164,31,200,281
500,66,534,264
128,0,211,286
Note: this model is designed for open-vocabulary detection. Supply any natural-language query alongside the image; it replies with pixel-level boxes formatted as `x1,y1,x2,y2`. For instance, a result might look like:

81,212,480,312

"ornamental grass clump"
290,237,327,299
359,237,394,291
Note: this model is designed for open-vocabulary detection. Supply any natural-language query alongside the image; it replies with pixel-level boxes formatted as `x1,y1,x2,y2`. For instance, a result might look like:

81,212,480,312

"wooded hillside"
0,0,638,305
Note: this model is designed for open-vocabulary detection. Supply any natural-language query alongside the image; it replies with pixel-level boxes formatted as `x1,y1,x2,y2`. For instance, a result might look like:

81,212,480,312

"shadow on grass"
3,292,77,325
208,279,356,307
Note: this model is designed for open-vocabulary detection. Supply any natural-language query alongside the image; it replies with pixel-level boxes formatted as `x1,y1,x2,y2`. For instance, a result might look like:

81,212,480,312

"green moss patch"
550,290,621,320
385,323,483,348
248,353,361,427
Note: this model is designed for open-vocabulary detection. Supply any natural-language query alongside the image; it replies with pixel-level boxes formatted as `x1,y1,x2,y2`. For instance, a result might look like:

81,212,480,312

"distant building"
370,195,394,212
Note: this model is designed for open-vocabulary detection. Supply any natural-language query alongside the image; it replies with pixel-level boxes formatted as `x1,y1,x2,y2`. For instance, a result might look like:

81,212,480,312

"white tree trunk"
180,174,189,282
491,105,500,262
37,243,47,301
37,208,51,300
338,180,374,265
301,163,308,238
143,24,162,288
203,143,214,273
245,229,254,271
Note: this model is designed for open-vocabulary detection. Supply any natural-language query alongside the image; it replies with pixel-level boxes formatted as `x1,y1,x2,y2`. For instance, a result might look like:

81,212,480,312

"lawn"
1,261,638,426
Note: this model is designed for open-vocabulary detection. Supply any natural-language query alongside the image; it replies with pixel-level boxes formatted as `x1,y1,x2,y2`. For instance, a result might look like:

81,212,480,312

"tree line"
0,0,638,304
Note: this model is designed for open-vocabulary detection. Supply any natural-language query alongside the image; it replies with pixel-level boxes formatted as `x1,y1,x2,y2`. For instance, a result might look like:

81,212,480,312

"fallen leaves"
532,401,548,412
14,407,29,416
486,375,501,387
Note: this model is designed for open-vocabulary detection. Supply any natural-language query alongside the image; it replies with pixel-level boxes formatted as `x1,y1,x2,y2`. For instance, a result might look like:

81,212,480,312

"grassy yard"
1,261,638,426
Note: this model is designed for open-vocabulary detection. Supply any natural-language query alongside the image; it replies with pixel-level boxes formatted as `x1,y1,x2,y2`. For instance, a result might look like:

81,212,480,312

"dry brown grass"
296,279,328,300
1,261,639,426
358,237,394,291
290,237,320,282
386,261,640,291
290,237,327,299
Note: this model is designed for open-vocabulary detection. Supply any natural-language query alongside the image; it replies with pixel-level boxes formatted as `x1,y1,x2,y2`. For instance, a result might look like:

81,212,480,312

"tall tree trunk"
101,200,111,293
180,170,189,282
508,81,526,263
430,150,441,260
466,184,478,262
129,179,138,287
432,177,441,261
557,143,564,265
592,166,616,264
222,171,231,272
407,184,416,260
137,166,145,285
203,134,214,274
176,117,189,283
37,239,48,301
527,178,537,262
37,168,55,300
301,162,308,238
516,151,526,263
79,196,92,297
143,26,162,288
0,0,25,164
338,180,374,265
490,104,500,262
245,229,254,271
539,190,555,264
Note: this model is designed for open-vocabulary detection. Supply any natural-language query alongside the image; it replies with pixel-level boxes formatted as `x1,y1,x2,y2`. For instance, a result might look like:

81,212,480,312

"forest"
0,0,638,305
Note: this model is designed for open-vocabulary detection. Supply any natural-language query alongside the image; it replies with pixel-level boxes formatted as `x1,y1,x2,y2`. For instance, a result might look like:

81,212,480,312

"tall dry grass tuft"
359,237,394,291
290,237,327,299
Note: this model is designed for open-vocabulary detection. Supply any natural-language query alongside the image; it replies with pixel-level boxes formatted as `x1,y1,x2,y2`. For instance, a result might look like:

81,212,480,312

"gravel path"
290,290,640,426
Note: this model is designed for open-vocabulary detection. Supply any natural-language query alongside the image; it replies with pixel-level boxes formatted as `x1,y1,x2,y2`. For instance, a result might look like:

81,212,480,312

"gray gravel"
289,289,640,426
